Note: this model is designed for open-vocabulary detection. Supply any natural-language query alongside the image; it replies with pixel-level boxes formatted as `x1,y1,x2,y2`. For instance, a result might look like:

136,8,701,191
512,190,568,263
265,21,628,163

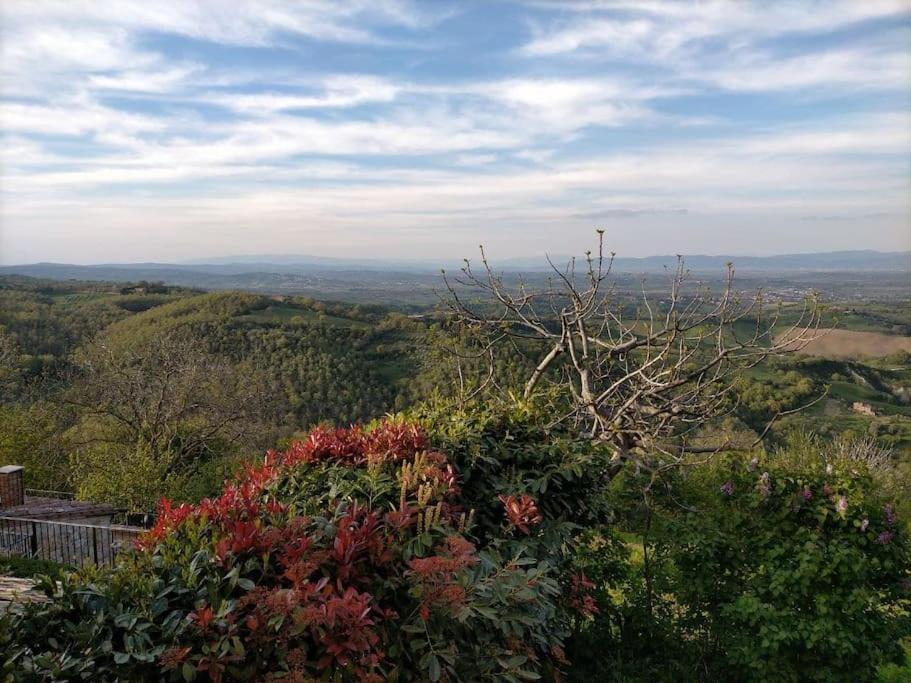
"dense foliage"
3,415,606,681
5,408,908,681
0,279,534,507
414,397,613,540
566,439,911,682
2,276,910,681
2,276,909,509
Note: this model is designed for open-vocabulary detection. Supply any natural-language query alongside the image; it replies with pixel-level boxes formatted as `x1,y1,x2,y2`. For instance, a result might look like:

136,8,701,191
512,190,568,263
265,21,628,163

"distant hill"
496,250,911,272
4,250,909,277
0,264,447,308
1,251,907,308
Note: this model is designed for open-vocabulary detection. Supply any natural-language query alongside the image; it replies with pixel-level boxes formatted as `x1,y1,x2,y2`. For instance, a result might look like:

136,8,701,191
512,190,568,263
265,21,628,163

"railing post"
30,520,38,558
92,526,99,567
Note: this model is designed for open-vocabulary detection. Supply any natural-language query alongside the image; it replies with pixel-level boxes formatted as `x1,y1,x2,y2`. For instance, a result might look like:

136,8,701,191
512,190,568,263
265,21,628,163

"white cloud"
699,45,911,92
0,1,444,97
1,24,153,73
89,65,203,93
520,1,911,93
731,113,911,156
454,153,499,166
0,0,908,262
0,100,167,136
487,78,656,129
1,1,440,48
522,1,909,57
5,111,905,209
202,76,401,113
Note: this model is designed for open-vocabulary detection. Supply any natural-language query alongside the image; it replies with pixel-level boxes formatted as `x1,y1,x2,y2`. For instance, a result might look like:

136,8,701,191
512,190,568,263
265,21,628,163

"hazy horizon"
3,247,909,270
2,1,910,265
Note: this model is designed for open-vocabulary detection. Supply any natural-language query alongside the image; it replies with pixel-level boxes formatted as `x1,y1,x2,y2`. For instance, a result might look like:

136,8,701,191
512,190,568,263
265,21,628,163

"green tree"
64,330,276,509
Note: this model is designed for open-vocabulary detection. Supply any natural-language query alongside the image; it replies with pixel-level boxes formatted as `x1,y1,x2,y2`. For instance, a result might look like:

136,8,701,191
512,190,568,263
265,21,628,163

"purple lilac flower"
720,480,735,497
747,457,759,473
836,496,848,514
876,530,895,545
801,487,813,501
860,519,870,532
884,504,897,527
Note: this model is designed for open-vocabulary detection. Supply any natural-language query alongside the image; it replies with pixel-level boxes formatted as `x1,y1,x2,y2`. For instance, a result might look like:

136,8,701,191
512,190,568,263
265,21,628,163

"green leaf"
428,654,441,682
401,624,424,634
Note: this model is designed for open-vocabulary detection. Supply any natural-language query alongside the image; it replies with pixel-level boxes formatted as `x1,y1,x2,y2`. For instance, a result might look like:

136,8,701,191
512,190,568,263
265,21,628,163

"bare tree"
442,231,823,474
64,330,276,478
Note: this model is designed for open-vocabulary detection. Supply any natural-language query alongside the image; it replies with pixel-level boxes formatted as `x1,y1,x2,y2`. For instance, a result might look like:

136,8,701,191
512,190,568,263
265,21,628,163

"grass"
0,555,67,579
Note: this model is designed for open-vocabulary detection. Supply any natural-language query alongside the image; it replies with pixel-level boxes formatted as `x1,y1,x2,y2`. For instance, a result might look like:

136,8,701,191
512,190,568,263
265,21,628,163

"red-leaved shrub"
4,418,573,682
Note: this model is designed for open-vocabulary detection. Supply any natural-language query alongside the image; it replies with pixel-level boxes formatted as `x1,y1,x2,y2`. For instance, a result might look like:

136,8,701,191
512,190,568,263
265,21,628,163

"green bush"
413,396,613,539
562,438,911,682
6,397,905,682
665,448,909,681
878,639,911,682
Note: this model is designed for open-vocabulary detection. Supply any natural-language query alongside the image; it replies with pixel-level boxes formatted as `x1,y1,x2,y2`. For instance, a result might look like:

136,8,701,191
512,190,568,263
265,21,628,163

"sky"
1,0,910,265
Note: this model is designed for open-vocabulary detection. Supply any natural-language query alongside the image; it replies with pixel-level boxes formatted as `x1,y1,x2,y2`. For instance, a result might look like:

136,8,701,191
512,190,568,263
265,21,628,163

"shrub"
4,417,594,681
413,396,613,539
877,639,911,683
665,448,911,682
563,522,704,682
415,398,619,676
560,438,911,683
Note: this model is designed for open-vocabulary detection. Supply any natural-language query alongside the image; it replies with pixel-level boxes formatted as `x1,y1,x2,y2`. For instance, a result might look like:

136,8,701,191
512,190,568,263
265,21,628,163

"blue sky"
1,0,909,264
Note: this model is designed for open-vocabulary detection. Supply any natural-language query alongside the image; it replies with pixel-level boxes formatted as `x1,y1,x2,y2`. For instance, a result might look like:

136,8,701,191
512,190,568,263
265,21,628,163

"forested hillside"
2,274,909,512
0,277,536,508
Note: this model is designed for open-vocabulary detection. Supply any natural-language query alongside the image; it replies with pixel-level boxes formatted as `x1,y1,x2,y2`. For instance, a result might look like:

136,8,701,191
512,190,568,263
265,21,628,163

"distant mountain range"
1,250,906,307
4,250,908,279
495,250,911,272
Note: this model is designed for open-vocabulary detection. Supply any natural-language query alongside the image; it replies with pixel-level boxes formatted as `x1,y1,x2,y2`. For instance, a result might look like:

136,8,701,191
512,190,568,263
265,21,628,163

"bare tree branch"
442,231,824,475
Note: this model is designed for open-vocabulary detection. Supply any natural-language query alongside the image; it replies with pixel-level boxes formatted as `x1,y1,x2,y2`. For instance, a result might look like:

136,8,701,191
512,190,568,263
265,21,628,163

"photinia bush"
3,418,594,682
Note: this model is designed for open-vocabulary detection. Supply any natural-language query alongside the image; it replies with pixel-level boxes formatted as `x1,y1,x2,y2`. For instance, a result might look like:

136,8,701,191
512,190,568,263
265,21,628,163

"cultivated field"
777,328,911,360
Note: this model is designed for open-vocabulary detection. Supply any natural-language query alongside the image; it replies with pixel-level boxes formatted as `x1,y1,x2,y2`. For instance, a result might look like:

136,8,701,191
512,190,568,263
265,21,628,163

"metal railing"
23,489,76,500
21,490,156,529
112,511,157,529
0,516,142,568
